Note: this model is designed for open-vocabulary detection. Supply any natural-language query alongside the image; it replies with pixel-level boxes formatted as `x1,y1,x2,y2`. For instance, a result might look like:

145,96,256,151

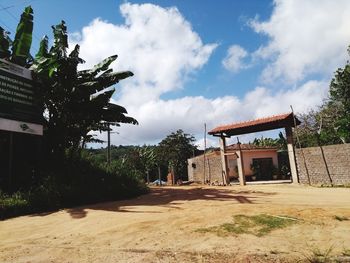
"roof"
190,143,277,160
208,112,300,137
226,144,277,151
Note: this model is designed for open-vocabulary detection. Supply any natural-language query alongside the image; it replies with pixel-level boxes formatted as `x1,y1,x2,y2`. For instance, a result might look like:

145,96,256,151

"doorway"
252,158,273,181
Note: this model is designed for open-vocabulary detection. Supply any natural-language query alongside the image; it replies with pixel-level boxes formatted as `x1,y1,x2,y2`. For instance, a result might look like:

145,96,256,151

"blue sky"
1,0,350,147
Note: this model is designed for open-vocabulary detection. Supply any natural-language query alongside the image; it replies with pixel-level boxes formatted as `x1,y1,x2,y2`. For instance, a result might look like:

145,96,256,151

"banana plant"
138,146,157,183
31,21,137,158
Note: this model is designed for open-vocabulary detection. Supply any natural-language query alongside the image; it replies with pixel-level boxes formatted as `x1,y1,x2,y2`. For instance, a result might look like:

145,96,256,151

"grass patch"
304,246,334,263
334,215,349,221
197,214,298,237
342,249,350,256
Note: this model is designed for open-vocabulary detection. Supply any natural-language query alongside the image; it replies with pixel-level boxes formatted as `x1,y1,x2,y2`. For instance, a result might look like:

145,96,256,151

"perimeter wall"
295,144,350,185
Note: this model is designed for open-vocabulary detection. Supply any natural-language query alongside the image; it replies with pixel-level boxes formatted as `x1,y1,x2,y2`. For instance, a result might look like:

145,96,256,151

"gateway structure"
206,113,300,186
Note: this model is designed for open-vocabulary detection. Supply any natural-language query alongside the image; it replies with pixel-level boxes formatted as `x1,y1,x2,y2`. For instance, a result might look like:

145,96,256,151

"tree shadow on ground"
64,186,277,219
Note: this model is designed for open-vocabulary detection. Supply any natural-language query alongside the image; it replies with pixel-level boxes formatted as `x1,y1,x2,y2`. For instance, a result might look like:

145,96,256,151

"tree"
138,146,157,183
31,21,138,158
251,132,287,150
157,129,197,181
329,45,350,143
296,45,350,147
296,107,344,147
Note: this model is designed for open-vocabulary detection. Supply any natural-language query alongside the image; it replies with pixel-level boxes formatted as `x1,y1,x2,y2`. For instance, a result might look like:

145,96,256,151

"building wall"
242,150,278,176
188,149,278,184
295,144,350,185
188,152,223,183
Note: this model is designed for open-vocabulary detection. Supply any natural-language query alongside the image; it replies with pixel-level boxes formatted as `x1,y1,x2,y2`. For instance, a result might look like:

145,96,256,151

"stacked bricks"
188,152,222,184
296,144,350,185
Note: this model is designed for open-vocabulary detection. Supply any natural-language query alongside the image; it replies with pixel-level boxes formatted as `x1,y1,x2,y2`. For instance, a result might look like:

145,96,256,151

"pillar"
285,126,299,184
236,148,246,186
219,136,228,185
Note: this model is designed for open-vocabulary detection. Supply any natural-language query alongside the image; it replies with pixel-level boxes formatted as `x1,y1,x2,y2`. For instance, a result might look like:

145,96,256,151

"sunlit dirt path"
1,184,350,262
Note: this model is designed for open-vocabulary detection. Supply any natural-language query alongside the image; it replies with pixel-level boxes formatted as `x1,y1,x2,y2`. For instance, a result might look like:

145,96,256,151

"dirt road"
1,184,350,262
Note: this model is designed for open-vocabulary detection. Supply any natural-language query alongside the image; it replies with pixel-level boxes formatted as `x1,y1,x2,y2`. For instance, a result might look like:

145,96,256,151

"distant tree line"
86,129,199,183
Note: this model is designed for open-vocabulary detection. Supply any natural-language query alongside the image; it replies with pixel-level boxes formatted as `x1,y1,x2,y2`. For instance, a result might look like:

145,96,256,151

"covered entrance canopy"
208,112,300,185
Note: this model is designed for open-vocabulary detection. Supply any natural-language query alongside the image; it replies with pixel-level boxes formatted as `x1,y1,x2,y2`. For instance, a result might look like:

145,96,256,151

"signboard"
0,59,43,135
0,117,43,135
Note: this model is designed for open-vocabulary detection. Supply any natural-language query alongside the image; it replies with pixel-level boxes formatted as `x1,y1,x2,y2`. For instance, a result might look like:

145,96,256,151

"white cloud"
71,2,330,148
251,0,350,83
222,45,250,73
105,79,327,147
70,2,218,105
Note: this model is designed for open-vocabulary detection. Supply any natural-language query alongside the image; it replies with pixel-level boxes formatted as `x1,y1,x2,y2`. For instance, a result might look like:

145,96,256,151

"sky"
1,0,350,148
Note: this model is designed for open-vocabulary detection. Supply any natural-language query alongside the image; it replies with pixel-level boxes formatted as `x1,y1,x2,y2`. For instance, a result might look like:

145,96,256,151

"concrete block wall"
295,144,350,185
188,152,223,183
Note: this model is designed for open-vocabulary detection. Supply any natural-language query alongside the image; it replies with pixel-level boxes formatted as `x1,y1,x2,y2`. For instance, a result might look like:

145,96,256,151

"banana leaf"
11,6,33,66
78,55,118,78
35,35,49,60
0,26,11,59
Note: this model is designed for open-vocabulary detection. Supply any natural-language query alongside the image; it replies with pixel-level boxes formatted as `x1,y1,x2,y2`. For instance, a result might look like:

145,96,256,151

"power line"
0,2,41,54
0,2,41,43
0,0,39,11
0,4,18,20
0,5,15,11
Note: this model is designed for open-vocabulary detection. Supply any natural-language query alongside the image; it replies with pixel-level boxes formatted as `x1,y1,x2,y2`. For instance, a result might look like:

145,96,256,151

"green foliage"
138,146,157,183
197,214,298,237
304,246,334,263
31,21,137,158
0,6,33,66
85,145,161,183
297,105,347,147
0,191,30,218
329,46,350,143
0,26,12,58
0,153,148,220
11,6,33,66
297,45,350,147
157,129,197,180
251,132,287,150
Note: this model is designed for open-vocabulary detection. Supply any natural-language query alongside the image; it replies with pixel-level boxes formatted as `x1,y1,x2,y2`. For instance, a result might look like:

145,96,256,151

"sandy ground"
1,184,350,262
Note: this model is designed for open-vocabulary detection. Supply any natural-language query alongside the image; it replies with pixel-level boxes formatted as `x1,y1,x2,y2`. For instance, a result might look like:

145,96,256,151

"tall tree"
329,45,350,143
31,21,137,158
157,129,197,181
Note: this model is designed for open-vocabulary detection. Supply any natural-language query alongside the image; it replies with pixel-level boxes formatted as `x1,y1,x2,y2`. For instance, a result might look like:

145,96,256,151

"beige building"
188,144,280,184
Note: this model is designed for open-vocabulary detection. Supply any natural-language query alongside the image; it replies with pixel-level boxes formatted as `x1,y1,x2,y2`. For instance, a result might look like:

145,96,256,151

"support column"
219,136,228,185
285,126,299,184
236,144,246,186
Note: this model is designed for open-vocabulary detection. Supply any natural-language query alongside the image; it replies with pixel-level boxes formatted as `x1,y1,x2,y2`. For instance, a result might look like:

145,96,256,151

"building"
188,144,284,184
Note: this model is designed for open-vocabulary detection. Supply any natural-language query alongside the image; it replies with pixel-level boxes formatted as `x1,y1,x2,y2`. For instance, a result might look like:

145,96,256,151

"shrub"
0,154,148,220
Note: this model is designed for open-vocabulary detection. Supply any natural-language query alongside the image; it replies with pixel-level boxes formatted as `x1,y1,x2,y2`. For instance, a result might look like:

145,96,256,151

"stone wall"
188,152,223,183
295,144,350,185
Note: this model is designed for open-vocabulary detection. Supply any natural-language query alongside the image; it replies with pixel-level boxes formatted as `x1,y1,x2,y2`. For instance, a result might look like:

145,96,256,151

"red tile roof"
226,143,277,151
208,112,300,136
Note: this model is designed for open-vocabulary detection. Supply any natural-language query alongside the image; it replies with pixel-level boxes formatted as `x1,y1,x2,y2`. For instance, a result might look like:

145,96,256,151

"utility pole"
107,123,111,165
203,123,207,184
158,165,162,186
